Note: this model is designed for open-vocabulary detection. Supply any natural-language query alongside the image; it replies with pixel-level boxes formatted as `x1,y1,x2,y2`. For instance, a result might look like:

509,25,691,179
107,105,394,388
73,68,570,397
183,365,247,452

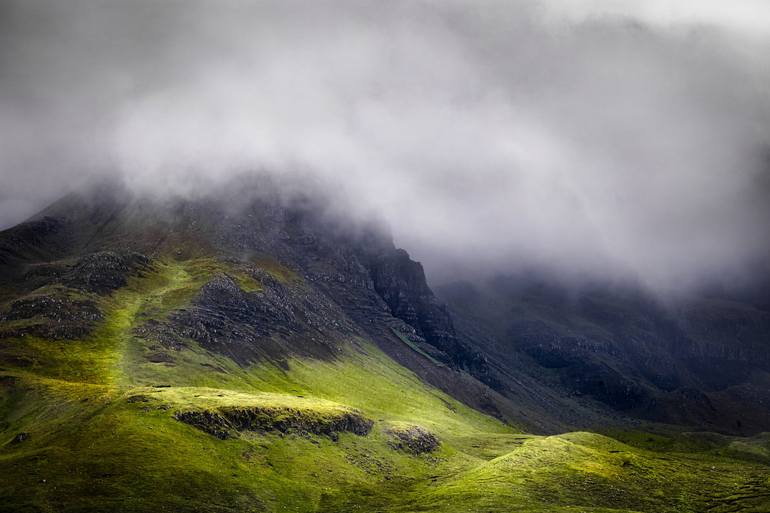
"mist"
1,0,769,292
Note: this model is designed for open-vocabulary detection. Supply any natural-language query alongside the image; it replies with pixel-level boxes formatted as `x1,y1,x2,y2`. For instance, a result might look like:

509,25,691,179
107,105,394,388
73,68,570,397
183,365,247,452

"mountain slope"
1,185,770,512
438,274,770,435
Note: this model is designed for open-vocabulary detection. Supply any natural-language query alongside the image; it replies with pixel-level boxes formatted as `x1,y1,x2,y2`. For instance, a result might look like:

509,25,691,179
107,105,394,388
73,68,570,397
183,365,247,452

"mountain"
1,183,770,513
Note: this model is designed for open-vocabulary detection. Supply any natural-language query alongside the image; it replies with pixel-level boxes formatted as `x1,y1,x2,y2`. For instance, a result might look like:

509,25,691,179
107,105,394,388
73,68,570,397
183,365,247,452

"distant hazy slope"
438,275,770,435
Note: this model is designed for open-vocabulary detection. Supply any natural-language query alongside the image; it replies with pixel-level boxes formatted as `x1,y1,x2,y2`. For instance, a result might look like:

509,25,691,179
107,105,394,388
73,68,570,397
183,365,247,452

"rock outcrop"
174,405,373,440
0,293,102,340
386,425,440,454
63,251,152,294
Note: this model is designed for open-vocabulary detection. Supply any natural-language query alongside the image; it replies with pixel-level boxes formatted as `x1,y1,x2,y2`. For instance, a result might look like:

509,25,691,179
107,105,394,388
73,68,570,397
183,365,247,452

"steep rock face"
362,248,494,381
367,249,455,354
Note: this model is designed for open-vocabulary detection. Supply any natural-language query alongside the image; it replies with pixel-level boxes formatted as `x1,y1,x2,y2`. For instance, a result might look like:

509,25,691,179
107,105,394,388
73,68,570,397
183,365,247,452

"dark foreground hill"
1,183,770,513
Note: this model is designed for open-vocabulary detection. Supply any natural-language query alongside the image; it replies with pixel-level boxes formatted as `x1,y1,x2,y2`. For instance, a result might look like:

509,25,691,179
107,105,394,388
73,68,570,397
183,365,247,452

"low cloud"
1,0,769,291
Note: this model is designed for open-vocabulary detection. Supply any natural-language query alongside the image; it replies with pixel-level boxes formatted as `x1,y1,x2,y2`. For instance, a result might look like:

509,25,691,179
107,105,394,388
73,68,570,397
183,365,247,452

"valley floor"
2,259,770,512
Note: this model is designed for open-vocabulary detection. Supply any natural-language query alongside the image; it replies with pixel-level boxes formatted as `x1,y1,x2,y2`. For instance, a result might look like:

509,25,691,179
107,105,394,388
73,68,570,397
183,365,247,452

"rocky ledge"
174,404,373,441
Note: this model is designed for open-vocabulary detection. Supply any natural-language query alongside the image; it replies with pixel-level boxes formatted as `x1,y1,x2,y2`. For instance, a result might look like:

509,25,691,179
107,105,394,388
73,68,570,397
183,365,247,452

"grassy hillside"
2,257,770,512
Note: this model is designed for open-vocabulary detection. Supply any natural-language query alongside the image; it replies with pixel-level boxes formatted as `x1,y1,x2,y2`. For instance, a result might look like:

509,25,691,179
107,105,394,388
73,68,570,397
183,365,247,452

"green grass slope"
1,258,769,512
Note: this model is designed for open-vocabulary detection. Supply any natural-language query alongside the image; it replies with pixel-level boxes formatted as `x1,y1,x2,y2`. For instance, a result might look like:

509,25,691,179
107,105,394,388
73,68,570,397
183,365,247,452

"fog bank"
1,0,769,291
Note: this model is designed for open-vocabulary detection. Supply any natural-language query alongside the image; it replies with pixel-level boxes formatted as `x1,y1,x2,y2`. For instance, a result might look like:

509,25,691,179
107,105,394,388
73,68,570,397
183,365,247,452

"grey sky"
1,0,769,291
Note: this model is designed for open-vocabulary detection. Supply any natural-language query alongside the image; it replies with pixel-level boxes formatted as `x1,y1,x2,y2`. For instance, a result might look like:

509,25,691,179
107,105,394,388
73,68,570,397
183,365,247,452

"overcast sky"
1,0,769,291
